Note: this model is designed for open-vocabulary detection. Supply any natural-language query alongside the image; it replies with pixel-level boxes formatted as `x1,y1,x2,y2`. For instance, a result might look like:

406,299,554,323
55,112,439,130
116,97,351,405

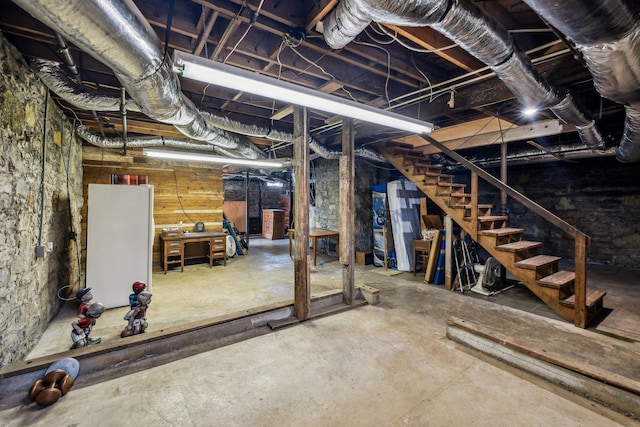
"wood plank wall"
81,146,224,264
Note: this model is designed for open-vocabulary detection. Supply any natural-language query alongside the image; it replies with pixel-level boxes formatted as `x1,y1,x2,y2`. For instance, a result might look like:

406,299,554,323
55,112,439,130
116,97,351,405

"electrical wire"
375,23,458,53
172,168,197,224
411,52,434,103
284,40,358,103
37,90,49,251
353,40,392,108
364,27,395,45
223,0,265,64
270,39,286,125
63,119,83,297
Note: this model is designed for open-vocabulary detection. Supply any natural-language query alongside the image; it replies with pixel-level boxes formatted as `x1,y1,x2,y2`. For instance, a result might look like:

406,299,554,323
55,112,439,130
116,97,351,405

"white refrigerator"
86,184,154,309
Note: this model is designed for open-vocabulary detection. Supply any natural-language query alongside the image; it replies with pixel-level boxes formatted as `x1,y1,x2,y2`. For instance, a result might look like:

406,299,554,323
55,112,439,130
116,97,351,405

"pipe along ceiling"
11,0,640,164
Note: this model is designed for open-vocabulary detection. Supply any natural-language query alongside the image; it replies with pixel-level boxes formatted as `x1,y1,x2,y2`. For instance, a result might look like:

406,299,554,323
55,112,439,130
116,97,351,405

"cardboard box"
356,251,373,265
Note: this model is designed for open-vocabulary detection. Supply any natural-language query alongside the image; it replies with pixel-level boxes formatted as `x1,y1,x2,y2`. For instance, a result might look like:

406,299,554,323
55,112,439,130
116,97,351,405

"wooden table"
289,228,340,266
160,231,227,274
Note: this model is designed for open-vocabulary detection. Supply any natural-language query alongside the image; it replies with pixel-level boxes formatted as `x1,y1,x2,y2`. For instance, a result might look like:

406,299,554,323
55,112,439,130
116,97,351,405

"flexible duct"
16,0,388,164
322,0,604,150
33,57,387,162
521,0,640,162
76,125,217,152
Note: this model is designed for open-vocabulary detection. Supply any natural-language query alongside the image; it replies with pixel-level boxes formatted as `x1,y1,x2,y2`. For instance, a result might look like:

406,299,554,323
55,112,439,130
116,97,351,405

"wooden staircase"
382,139,606,328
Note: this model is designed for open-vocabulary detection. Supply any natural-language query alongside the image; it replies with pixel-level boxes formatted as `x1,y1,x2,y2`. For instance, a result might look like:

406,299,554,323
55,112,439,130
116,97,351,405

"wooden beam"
193,10,219,56
340,118,355,305
395,119,573,155
84,118,188,139
293,105,311,321
385,25,484,73
210,16,242,61
306,0,338,31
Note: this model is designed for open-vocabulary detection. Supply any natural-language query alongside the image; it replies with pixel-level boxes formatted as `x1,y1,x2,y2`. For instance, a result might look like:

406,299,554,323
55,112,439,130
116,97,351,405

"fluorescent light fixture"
173,51,434,135
143,148,284,168
266,181,284,187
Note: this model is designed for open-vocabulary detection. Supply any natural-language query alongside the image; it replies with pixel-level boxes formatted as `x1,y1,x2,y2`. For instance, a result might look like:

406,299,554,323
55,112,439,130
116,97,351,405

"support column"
339,118,355,305
293,106,311,320
444,214,453,290
244,170,250,248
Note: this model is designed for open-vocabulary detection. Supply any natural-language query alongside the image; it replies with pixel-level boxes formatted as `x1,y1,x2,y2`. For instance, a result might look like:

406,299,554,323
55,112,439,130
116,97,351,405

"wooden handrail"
424,135,590,243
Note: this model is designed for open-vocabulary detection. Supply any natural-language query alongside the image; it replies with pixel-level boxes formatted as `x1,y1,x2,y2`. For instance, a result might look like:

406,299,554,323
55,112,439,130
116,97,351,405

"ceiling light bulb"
523,107,538,117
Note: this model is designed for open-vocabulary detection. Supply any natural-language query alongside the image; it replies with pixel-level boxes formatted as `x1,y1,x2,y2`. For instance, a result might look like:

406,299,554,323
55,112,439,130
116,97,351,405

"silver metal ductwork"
521,0,640,163
16,0,386,163
32,57,387,162
322,0,605,152
76,125,219,152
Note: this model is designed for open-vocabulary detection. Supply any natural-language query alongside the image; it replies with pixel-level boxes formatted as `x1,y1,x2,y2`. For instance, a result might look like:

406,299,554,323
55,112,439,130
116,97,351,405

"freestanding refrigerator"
86,184,154,309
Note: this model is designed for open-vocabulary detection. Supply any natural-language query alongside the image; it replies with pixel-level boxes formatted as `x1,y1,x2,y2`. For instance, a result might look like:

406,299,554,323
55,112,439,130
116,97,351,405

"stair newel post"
470,171,478,241
574,233,588,328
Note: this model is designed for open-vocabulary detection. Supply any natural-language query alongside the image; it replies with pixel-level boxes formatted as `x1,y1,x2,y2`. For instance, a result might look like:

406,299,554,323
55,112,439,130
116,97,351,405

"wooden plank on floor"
446,316,640,396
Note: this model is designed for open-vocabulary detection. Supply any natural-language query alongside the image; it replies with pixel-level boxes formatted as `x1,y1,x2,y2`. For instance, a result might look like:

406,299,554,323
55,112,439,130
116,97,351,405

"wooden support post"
444,214,453,290
574,233,588,328
244,170,250,247
293,106,311,321
340,118,355,305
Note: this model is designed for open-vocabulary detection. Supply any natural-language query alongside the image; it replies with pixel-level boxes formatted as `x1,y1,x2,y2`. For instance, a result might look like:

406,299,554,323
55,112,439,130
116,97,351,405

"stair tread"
515,255,561,269
538,270,575,288
458,204,493,209
437,182,465,187
478,215,508,221
480,227,524,236
496,240,541,252
560,289,607,308
412,161,432,167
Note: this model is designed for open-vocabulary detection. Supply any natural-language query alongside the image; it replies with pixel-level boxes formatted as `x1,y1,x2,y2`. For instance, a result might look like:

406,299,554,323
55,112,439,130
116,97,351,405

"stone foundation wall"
462,157,640,269
0,36,83,367
313,158,389,252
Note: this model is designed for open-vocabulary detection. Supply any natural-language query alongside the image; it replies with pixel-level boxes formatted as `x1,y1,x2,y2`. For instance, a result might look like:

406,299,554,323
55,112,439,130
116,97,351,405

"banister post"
574,233,588,328
470,171,478,241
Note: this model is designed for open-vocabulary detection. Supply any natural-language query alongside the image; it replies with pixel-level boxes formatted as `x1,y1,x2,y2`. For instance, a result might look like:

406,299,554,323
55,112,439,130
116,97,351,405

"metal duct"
12,0,243,149
470,143,616,168
33,58,386,163
76,125,218,152
16,0,388,163
33,58,266,160
521,0,640,162
322,0,604,150
33,59,142,113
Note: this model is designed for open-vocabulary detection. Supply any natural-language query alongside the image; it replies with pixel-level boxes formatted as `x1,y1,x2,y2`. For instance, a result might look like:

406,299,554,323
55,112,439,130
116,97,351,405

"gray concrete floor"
4,238,639,426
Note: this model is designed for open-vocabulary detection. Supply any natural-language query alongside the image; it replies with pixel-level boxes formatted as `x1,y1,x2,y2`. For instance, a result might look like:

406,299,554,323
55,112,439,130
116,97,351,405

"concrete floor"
4,238,639,426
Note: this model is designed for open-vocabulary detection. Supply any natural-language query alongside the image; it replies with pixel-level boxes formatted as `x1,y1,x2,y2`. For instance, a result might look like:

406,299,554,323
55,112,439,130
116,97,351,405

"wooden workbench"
160,231,227,273
289,228,340,266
